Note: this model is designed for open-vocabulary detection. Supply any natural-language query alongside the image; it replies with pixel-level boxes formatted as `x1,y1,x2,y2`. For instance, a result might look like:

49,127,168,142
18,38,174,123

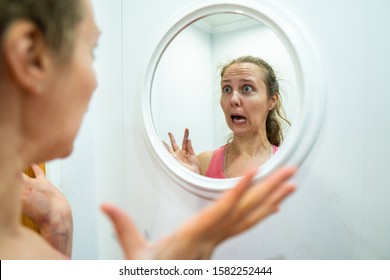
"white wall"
152,25,215,153
53,0,390,259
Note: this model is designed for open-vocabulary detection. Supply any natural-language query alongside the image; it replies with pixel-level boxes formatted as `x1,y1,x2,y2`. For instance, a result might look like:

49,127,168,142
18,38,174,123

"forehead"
222,62,265,81
78,0,99,37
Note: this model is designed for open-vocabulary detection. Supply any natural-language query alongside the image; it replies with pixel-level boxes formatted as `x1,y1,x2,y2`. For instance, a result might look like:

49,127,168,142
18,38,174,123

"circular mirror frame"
141,0,326,199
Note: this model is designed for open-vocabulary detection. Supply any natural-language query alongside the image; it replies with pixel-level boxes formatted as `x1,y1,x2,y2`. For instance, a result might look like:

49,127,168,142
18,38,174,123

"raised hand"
163,128,201,174
102,166,296,259
21,163,73,257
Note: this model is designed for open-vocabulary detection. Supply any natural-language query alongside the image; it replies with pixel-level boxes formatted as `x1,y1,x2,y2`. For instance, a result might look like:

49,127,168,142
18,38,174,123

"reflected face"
47,0,100,157
220,63,276,136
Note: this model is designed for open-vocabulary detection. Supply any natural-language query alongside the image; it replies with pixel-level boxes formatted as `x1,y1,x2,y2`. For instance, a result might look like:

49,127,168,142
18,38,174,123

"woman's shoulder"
198,146,226,175
198,151,213,176
198,145,226,162
198,150,214,165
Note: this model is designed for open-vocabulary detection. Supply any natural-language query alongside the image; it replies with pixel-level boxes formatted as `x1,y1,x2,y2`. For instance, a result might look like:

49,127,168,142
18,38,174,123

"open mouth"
231,115,247,124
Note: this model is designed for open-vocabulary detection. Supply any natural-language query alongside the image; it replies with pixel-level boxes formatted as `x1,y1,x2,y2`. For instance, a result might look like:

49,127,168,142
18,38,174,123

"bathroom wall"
52,0,390,259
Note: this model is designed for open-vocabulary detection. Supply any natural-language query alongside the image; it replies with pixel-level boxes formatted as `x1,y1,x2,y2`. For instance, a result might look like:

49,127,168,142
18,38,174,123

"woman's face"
220,62,276,137
42,0,100,158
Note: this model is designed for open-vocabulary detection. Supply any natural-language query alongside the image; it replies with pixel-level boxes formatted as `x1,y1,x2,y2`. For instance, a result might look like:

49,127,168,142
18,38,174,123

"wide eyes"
243,85,253,93
222,85,253,94
222,85,232,93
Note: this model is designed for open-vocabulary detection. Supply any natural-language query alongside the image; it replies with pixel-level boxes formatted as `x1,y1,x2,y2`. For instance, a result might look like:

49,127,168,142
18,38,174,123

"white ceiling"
193,13,263,34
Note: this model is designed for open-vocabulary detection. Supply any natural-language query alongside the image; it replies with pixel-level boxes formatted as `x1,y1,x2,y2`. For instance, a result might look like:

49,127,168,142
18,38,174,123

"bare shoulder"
198,151,214,176
0,226,68,260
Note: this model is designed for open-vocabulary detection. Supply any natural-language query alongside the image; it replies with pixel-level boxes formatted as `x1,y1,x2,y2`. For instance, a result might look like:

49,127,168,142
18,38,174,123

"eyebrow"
221,78,255,83
240,78,255,83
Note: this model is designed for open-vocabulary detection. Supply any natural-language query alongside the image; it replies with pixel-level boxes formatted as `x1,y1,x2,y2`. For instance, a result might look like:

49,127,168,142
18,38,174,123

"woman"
0,0,296,259
166,56,290,178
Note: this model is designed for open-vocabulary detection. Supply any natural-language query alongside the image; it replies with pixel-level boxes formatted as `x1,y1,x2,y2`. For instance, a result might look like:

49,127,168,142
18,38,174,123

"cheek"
77,62,97,101
80,56,97,90
71,48,97,97
250,98,269,119
220,97,229,114
87,71,97,98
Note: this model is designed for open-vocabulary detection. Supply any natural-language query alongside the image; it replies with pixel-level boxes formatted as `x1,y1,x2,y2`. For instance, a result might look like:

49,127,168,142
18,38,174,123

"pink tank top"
205,144,278,179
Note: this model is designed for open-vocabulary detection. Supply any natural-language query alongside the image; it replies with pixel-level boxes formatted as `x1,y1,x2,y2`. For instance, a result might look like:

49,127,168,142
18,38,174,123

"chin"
46,140,75,160
59,144,75,159
40,145,73,162
57,129,79,158
229,125,247,134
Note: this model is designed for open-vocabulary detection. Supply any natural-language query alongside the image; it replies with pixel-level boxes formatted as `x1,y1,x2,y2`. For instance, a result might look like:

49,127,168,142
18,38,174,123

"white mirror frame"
141,0,326,199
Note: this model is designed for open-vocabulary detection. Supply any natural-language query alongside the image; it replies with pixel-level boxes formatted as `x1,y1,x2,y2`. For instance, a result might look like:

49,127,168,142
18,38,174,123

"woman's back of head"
0,0,84,62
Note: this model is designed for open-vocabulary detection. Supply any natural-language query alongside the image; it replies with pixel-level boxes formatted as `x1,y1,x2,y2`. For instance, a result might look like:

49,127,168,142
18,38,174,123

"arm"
102,166,296,259
21,163,73,257
163,128,201,174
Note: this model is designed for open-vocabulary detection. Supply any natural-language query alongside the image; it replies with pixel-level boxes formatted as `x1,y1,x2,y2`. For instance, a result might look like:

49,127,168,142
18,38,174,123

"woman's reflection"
164,55,290,178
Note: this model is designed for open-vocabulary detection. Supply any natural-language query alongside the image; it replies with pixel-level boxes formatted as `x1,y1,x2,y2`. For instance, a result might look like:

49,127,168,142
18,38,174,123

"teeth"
232,116,246,123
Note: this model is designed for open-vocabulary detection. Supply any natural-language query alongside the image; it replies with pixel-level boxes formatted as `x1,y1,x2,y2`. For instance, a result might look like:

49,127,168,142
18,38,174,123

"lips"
231,114,247,124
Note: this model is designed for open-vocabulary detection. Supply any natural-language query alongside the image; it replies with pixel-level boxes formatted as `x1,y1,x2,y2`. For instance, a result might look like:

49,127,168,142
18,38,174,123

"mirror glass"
151,13,298,178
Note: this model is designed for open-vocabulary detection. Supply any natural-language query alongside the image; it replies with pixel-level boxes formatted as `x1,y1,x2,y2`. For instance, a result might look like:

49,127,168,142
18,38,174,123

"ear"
3,20,51,96
268,92,279,111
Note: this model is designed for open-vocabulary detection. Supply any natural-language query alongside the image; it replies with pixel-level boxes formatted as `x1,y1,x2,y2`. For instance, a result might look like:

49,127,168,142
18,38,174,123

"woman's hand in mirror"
21,163,73,257
163,128,201,174
101,166,296,259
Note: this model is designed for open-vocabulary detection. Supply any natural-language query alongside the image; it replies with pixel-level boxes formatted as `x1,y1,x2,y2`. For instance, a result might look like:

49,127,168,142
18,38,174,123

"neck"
223,131,273,178
230,132,271,157
0,82,27,234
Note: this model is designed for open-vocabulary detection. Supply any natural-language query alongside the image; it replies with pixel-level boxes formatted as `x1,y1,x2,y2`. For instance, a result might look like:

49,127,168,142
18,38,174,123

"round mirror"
152,13,297,161
141,0,326,198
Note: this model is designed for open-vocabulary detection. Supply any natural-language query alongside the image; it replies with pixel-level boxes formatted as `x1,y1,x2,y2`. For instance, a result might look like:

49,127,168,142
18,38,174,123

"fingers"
175,167,297,252
228,182,296,237
236,166,296,214
21,173,34,194
219,168,258,206
168,132,179,152
257,166,297,193
30,163,45,179
182,128,189,150
169,129,192,154
211,167,296,242
199,169,258,224
265,182,296,211
162,141,173,153
186,140,196,156
101,203,146,259
21,172,31,181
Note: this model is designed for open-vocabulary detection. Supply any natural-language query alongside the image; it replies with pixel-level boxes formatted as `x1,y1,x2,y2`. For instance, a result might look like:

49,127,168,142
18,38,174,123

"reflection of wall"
153,25,214,153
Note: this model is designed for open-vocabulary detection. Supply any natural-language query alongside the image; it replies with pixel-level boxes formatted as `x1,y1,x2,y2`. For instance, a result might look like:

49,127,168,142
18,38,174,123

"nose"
230,90,241,107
